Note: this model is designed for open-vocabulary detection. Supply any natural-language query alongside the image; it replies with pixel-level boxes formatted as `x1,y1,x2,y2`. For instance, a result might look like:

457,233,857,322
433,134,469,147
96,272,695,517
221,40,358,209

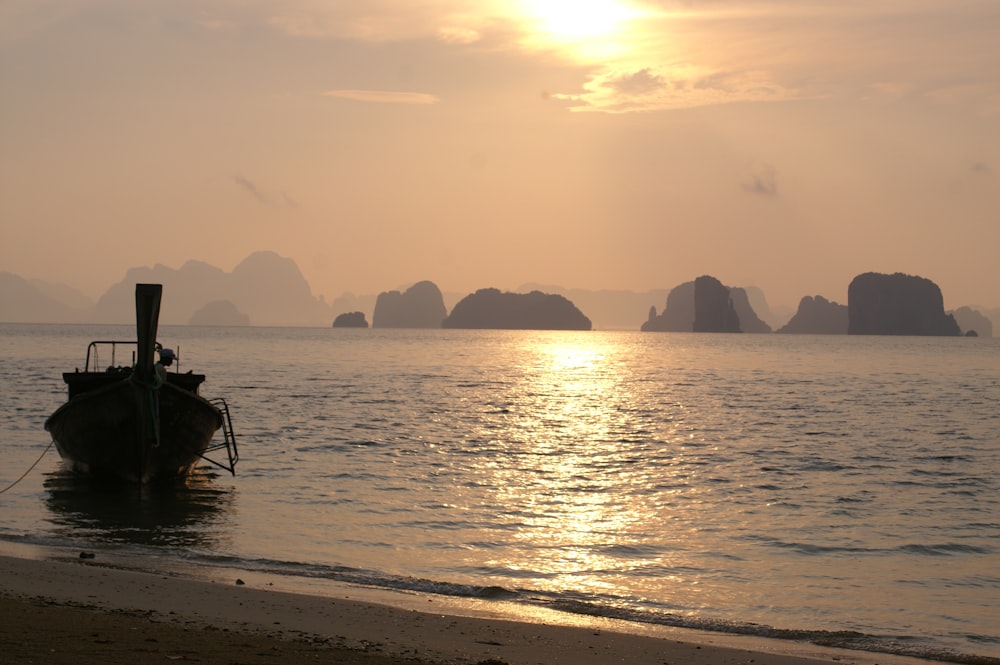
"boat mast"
134,284,163,482
135,284,162,382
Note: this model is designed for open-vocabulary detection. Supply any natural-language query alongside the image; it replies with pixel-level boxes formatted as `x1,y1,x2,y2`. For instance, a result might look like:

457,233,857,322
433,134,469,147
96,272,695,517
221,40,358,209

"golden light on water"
475,334,671,594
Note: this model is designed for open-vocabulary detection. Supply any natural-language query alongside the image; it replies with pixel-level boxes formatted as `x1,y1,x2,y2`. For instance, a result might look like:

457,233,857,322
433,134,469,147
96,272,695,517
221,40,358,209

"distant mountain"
981,307,1000,334
744,286,792,329
189,300,251,326
91,251,333,326
29,278,94,312
330,293,378,323
230,252,330,325
950,306,993,338
777,295,848,334
93,260,230,324
0,272,88,323
0,252,332,325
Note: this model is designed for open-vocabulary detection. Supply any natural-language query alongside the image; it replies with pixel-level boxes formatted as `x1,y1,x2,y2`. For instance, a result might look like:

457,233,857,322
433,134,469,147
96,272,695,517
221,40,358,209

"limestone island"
847,272,961,336
372,280,447,328
332,311,369,328
642,275,770,333
443,288,592,330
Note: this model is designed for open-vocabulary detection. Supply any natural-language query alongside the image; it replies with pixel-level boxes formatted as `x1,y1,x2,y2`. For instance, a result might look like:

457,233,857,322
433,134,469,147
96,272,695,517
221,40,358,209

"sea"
1,323,998,663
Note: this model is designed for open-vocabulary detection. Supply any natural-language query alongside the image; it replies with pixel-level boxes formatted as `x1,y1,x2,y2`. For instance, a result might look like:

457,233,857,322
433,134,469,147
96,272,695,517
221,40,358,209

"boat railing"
84,340,183,373
201,398,239,476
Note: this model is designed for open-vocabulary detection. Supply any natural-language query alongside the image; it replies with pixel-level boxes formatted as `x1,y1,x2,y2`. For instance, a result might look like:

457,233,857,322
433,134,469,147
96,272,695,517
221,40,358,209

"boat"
44,283,238,483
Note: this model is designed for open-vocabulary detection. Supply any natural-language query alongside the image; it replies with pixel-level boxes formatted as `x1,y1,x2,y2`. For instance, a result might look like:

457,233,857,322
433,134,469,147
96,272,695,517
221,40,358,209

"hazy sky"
2,0,998,309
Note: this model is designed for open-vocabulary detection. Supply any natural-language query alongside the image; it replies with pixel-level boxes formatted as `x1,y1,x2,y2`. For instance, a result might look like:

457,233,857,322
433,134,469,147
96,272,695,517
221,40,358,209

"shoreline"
0,551,952,665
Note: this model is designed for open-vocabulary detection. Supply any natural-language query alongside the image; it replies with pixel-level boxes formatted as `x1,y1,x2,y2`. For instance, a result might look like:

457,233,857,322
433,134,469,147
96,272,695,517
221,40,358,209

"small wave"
597,543,666,557
835,495,870,503
536,598,999,665
9,535,1000,665
203,551,1000,663
186,553,524,601
475,585,519,599
740,535,879,556
775,541,878,555
898,543,993,556
759,466,798,475
915,455,974,463
798,462,852,472
968,634,1000,646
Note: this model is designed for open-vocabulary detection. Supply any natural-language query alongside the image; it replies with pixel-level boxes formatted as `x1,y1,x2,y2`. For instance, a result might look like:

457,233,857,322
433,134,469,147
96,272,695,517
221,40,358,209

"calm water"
1,324,998,662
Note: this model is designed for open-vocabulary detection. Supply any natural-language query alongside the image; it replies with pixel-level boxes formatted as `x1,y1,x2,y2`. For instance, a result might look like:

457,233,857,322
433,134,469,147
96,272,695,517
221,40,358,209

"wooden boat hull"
45,376,223,483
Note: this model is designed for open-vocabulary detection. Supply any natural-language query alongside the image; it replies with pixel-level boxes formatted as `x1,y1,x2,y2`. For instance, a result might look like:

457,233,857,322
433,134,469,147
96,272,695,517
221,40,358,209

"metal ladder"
201,398,239,475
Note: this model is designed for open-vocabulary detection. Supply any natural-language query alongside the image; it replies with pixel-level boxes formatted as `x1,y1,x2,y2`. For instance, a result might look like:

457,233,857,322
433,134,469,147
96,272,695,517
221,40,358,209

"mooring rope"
0,441,54,495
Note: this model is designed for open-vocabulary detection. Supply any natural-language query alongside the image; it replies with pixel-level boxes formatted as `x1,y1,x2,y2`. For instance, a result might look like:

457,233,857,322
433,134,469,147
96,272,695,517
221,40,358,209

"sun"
521,0,640,43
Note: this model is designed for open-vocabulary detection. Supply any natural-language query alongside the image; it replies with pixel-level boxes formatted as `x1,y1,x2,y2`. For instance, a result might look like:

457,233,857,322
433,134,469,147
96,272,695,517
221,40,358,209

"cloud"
265,2,498,44
607,68,667,96
91,0,993,115
9,0,998,118
555,66,795,113
743,163,778,197
437,25,481,44
551,1,1000,113
323,89,440,105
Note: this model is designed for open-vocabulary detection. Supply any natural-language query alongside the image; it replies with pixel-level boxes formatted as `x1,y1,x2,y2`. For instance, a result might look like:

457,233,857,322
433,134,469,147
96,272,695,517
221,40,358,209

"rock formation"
777,296,848,334
372,280,447,328
332,311,369,328
743,286,791,330
950,306,992,338
442,288,591,330
730,287,771,333
189,300,250,326
642,281,696,331
847,272,961,336
693,275,741,332
642,277,772,333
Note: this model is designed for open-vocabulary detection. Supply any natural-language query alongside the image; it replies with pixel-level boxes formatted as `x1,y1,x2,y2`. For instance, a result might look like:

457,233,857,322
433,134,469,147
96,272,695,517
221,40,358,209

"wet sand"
0,554,933,665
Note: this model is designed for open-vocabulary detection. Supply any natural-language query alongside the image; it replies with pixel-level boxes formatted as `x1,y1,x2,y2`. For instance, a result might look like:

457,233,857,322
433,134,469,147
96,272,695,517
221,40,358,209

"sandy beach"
0,553,944,665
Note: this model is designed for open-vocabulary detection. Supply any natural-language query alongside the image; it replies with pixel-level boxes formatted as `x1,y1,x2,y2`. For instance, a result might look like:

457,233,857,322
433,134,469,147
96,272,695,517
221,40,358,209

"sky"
2,0,998,311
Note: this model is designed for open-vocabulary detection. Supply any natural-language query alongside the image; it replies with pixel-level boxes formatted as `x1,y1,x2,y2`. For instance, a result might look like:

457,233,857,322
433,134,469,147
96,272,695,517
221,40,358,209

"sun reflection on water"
470,333,680,596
